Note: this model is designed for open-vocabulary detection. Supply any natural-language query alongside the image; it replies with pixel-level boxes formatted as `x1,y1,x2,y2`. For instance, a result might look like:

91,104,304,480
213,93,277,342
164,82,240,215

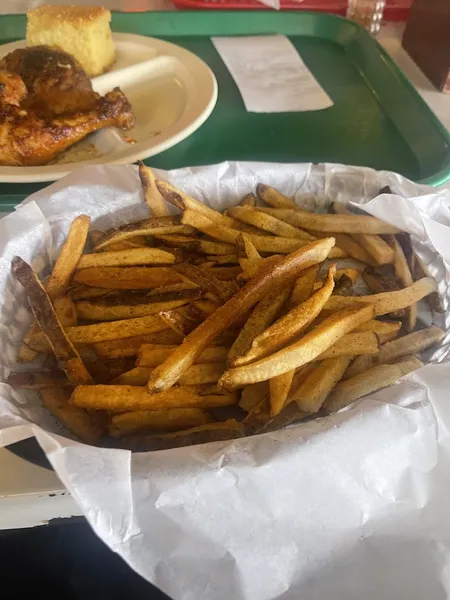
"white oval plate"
0,33,218,183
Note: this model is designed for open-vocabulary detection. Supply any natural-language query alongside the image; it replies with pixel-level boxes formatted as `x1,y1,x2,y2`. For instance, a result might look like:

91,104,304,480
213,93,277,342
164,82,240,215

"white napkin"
211,35,333,113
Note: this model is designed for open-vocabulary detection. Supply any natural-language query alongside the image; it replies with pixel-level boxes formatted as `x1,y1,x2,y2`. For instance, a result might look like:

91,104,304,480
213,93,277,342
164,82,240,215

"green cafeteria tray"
0,10,449,210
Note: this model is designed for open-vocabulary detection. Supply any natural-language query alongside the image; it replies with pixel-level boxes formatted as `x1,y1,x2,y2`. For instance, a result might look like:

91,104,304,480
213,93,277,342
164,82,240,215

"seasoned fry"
256,184,297,208
182,209,315,254
138,344,229,368
324,358,423,414
139,163,170,217
47,214,90,298
41,388,102,444
73,266,181,289
71,385,238,411
290,266,318,305
29,313,168,350
77,247,176,269
239,381,269,412
219,304,373,389
291,356,352,413
373,326,445,365
179,363,226,386
93,330,183,359
173,262,236,303
270,371,295,417
122,420,244,451
228,286,291,361
233,265,336,366
94,216,193,251
324,278,437,316
148,238,335,393
316,331,379,360
156,180,237,227
75,298,192,322
12,257,93,385
110,407,212,437
228,206,316,240
257,207,401,234
354,319,402,343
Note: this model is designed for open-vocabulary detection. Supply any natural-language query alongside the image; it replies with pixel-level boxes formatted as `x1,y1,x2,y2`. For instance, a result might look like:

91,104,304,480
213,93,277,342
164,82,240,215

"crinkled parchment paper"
1,162,450,600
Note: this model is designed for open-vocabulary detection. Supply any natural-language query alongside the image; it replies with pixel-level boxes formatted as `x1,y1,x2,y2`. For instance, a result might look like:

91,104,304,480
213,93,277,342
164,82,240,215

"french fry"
179,363,226,386
239,381,269,412
73,266,181,289
75,298,193,322
29,313,168,350
240,193,256,207
96,237,149,252
138,344,229,368
256,184,297,208
110,367,152,385
7,371,71,390
160,308,199,336
68,284,113,300
121,420,244,451
47,214,91,298
389,235,416,331
173,262,236,303
219,304,374,389
233,265,336,366
257,207,401,234
110,407,212,437
71,385,238,411
269,371,295,417
181,209,315,254
41,388,102,444
204,254,239,266
372,326,445,365
323,358,423,414
188,300,220,320
290,356,352,413
53,296,77,327
324,233,375,265
85,357,135,383
204,266,242,281
344,354,375,379
93,330,183,359
76,247,176,269
228,206,316,240
290,266,318,305
236,233,262,262
94,216,193,251
354,319,402,343
147,238,335,393
324,278,437,316
412,255,444,313
12,257,93,385
315,331,379,360
138,163,170,217
147,282,198,296
335,268,361,284
228,285,291,362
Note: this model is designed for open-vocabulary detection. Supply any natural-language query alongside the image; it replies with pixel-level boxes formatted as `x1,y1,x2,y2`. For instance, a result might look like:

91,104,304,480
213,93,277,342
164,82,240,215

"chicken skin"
0,46,135,166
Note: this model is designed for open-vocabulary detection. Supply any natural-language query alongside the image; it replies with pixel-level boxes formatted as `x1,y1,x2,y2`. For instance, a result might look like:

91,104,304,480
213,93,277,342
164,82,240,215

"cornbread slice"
26,5,116,78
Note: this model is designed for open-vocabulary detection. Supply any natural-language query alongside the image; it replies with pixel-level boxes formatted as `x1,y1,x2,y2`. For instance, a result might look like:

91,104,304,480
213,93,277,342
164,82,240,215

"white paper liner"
1,161,450,600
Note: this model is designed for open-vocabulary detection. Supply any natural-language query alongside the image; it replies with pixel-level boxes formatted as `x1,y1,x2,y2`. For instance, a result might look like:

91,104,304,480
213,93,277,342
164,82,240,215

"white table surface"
0,8,449,530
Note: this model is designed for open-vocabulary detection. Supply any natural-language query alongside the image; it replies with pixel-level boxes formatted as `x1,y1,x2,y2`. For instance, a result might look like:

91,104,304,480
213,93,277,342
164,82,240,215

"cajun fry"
256,184,297,208
257,207,401,234
228,206,316,240
233,265,336,366
77,247,176,269
138,163,170,217
324,277,437,316
291,356,352,413
47,214,90,298
219,304,373,389
110,407,212,437
324,358,423,414
71,385,238,412
12,257,93,385
41,387,102,444
148,238,335,393
315,331,379,360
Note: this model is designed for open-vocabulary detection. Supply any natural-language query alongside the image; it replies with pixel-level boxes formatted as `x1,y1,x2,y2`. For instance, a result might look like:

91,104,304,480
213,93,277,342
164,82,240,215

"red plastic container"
172,0,412,22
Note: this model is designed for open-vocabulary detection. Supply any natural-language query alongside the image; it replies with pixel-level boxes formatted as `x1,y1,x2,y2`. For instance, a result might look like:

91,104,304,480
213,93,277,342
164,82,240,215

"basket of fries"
1,161,449,599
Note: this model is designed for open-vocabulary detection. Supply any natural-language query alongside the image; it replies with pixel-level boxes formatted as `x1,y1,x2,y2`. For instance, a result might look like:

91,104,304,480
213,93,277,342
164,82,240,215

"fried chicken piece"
0,45,98,116
0,70,27,106
0,88,134,166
